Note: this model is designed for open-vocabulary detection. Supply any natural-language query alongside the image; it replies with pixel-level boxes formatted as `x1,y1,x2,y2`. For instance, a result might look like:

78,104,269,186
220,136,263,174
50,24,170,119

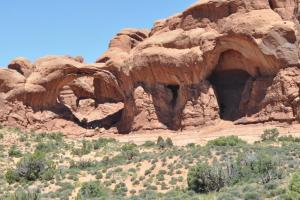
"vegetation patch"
0,127,299,199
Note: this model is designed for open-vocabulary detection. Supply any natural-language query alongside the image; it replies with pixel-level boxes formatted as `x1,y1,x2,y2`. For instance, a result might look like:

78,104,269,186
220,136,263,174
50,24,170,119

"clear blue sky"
0,0,196,67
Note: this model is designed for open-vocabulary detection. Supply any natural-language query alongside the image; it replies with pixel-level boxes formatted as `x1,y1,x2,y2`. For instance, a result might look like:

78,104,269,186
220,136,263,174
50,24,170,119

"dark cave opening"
166,84,179,107
209,70,251,121
268,0,275,10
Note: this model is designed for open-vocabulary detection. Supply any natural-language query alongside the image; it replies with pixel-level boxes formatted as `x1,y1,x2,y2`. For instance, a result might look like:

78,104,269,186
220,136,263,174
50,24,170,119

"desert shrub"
281,192,300,200
278,135,295,143
157,136,166,149
186,143,196,148
93,138,116,150
158,169,167,175
81,140,93,154
187,150,283,194
207,136,246,146
144,169,151,176
72,140,93,156
261,128,279,142
290,171,300,194
5,151,55,183
76,181,110,200
19,134,28,142
0,133,3,139
142,141,156,147
47,132,64,142
187,162,226,193
235,152,283,184
156,173,165,181
121,143,139,160
33,132,47,142
278,135,300,143
7,187,40,200
244,191,261,200
8,144,22,157
254,153,283,184
128,168,137,173
169,177,177,185
41,167,56,181
130,189,137,195
165,137,174,147
264,180,279,190
5,169,20,184
130,190,159,200
69,160,97,170
114,182,128,196
35,141,61,153
96,172,103,179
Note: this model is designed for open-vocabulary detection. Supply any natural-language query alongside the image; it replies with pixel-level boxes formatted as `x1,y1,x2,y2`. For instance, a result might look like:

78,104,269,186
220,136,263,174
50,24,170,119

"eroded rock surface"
1,0,300,135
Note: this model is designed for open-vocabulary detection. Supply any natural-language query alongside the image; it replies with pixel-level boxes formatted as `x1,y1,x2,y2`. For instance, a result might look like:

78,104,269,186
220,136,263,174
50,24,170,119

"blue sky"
0,0,196,67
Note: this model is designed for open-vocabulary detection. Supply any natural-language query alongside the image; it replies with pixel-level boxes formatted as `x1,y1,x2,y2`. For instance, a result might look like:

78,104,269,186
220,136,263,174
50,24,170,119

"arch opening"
208,50,254,121
58,76,125,130
209,70,250,121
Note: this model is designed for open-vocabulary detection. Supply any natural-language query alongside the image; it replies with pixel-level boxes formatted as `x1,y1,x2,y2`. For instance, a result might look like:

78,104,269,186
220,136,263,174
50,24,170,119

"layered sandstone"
1,0,300,135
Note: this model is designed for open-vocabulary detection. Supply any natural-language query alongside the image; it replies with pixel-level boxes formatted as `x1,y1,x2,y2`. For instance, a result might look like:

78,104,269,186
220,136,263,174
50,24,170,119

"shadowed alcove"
208,50,254,121
209,70,250,121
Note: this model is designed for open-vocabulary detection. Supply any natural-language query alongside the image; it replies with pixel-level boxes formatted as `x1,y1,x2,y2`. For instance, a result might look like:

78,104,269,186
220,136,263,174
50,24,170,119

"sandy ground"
102,121,300,146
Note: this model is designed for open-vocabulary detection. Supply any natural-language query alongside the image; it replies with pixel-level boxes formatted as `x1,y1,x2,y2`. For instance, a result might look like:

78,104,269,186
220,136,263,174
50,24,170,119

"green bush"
72,140,93,156
244,191,262,200
207,136,247,146
261,128,279,142
5,169,20,184
93,138,116,150
76,181,110,200
69,160,96,169
290,171,300,194
142,141,156,147
47,132,64,142
278,135,300,143
254,153,283,184
187,162,225,193
114,182,128,196
8,145,22,157
5,151,56,183
121,143,139,160
35,141,61,153
187,151,284,194
8,187,40,200
72,138,116,155
235,152,283,184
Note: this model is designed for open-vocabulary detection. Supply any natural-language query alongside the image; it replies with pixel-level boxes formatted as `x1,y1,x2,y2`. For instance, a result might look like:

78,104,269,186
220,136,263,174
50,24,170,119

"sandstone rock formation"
1,0,300,136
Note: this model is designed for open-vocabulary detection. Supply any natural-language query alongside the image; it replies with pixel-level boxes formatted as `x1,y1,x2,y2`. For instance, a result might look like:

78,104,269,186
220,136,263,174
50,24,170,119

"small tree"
187,163,226,193
254,153,283,184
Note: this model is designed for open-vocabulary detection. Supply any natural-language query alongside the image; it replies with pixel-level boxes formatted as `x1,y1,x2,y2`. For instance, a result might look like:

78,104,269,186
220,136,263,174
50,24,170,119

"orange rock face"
1,0,300,135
